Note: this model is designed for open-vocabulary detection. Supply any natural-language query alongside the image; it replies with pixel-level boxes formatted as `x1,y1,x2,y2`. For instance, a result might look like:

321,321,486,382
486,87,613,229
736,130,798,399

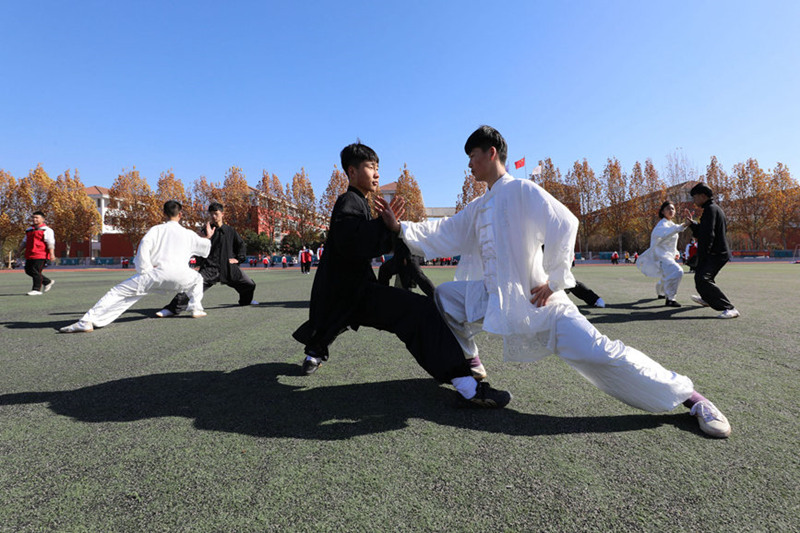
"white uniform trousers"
655,258,684,300
81,272,204,328
435,281,694,413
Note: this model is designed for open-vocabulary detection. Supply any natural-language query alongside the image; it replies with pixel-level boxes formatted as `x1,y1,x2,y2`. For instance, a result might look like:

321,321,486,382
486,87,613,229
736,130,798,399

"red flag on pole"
515,157,525,169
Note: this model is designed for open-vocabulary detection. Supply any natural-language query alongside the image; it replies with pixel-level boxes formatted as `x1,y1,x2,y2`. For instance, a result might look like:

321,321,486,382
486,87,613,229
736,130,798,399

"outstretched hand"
530,282,553,307
375,195,405,233
682,208,694,222
204,222,216,239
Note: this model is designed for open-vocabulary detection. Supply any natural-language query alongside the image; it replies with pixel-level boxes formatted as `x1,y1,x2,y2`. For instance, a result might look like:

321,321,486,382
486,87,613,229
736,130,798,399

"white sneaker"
690,400,731,438
718,308,740,319
27,290,43,296
60,321,94,333
594,297,606,308
192,311,207,318
250,300,260,305
43,280,55,292
155,309,176,318
691,295,710,307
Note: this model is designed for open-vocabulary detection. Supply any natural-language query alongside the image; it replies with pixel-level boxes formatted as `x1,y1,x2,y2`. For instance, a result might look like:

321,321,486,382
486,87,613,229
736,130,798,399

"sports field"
1,263,798,532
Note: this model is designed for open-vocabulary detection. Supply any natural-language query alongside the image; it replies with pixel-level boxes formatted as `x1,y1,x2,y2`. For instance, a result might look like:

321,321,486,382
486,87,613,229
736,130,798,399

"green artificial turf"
0,263,798,532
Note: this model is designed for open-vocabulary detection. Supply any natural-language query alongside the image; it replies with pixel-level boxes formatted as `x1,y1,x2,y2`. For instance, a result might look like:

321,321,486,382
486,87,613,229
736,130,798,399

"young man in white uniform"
392,126,731,438
60,201,213,333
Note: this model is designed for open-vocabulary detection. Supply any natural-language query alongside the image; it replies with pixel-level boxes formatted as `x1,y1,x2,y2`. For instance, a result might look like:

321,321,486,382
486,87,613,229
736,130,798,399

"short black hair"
464,125,508,164
32,210,45,218
340,143,379,177
163,200,182,217
658,201,674,219
690,182,713,197
208,202,224,213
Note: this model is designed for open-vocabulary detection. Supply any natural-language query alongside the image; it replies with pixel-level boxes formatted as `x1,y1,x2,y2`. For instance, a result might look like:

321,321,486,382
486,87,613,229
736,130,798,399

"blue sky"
2,1,798,207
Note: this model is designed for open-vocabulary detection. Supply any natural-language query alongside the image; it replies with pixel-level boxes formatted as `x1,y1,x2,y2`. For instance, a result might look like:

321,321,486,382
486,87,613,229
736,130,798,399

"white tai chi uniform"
79,221,211,328
636,218,687,300
401,175,693,413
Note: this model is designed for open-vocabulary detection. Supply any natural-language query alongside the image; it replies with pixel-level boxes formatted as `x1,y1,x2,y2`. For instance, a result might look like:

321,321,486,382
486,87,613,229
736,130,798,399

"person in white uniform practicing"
636,201,689,307
60,201,213,333
390,126,731,438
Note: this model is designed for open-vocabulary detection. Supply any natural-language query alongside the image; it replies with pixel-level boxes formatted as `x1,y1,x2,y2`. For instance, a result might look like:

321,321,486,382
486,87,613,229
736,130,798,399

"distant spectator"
18,211,56,296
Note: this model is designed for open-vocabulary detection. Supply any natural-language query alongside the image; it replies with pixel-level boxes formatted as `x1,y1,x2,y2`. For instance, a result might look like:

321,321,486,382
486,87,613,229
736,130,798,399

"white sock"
451,376,478,399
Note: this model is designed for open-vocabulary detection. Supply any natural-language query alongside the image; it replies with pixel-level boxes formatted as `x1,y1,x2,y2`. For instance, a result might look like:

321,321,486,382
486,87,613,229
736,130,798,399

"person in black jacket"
292,142,510,407
156,202,257,317
683,183,740,319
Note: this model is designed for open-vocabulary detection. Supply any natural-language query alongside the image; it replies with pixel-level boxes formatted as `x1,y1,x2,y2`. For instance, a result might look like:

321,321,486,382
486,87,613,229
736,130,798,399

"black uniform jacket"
688,199,732,260
197,223,248,283
292,187,393,350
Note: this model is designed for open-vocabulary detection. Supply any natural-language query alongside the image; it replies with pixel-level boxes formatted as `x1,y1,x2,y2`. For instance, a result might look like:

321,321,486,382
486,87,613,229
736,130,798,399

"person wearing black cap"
683,183,740,318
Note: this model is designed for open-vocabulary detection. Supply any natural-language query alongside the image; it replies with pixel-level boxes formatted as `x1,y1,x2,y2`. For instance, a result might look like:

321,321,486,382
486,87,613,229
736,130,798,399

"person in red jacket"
18,211,56,296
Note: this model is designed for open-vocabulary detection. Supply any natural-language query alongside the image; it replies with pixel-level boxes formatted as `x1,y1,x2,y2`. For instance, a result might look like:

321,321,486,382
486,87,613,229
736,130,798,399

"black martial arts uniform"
688,199,734,311
292,186,471,383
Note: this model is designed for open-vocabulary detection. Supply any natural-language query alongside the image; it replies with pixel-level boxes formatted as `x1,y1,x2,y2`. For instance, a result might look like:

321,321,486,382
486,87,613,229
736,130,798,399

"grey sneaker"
191,311,208,318
156,309,176,318
27,290,43,296
717,309,740,319
43,280,55,292
691,295,710,307
690,400,731,438
463,382,512,408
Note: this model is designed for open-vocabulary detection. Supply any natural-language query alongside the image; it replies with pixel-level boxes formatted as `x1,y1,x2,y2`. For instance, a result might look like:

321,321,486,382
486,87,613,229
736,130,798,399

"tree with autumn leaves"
455,171,486,213
0,165,101,261
395,164,426,222
51,169,102,257
105,167,161,250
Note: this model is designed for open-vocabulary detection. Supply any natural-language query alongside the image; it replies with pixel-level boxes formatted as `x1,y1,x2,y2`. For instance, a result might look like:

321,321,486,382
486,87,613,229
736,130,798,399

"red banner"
514,157,525,169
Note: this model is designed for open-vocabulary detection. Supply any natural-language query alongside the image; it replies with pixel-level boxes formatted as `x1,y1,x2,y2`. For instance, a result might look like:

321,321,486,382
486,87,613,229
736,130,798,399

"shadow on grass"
1,308,163,330
0,362,702,439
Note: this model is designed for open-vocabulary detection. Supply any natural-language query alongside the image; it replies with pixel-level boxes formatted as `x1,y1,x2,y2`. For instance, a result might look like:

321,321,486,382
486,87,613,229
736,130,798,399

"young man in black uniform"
683,183,739,319
156,202,257,317
292,143,510,407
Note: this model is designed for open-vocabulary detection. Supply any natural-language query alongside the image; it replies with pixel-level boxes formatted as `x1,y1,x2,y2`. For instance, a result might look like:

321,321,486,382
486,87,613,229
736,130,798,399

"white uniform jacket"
401,175,579,362
637,219,685,278
133,221,211,295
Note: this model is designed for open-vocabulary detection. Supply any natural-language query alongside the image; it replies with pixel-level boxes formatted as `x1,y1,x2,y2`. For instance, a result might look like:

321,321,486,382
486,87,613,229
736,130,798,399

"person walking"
18,211,56,296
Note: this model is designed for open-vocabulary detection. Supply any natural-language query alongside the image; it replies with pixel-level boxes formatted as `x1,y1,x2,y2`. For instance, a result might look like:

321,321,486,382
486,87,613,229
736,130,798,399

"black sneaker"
665,299,682,307
463,382,512,408
301,356,321,375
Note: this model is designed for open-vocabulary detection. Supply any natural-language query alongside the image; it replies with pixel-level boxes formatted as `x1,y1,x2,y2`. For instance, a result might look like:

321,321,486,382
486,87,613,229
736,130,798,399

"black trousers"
566,280,600,306
694,256,734,311
310,283,472,383
25,259,51,291
162,268,256,314
377,257,436,298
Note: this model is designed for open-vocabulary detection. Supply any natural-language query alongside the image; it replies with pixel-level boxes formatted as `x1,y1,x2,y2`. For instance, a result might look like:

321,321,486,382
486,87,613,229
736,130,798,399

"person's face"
208,209,224,226
349,160,380,195
468,147,495,182
692,193,709,207
661,204,676,220
31,214,44,227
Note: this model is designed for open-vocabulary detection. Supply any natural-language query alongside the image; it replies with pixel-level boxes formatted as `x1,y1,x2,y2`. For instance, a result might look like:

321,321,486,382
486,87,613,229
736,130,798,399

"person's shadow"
0,363,703,439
